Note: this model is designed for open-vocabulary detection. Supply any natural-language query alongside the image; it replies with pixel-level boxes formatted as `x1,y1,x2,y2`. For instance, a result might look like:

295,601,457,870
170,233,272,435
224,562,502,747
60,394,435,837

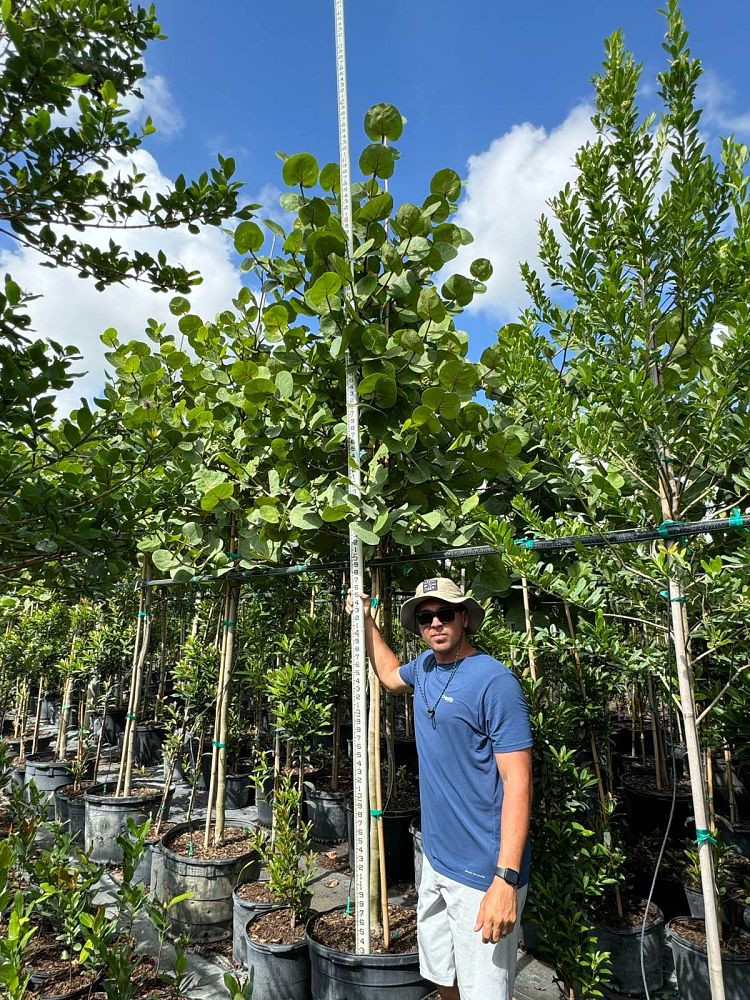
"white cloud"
0,149,241,413
699,70,750,137
124,72,184,138
450,104,595,320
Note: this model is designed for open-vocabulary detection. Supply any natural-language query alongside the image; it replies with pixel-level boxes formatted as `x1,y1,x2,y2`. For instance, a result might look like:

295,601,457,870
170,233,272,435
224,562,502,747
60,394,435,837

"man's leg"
443,878,528,1000
416,856,457,992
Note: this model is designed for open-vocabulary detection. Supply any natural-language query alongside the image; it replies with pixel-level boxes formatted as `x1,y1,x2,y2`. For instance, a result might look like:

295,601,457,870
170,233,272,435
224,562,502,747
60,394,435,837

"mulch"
623,771,692,795
247,907,308,946
167,826,252,861
310,905,418,954
234,881,275,903
594,898,661,929
671,917,750,957
58,780,97,800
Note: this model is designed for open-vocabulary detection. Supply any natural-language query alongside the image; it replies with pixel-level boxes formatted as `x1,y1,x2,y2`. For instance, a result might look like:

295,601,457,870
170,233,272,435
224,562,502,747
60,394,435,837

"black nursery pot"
245,910,311,1000
621,773,694,840
345,800,418,884
594,903,665,996
307,907,430,1000
667,918,750,1000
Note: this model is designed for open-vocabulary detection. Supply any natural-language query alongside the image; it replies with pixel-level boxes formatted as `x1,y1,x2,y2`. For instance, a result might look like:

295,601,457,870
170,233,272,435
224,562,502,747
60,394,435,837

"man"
351,577,533,1000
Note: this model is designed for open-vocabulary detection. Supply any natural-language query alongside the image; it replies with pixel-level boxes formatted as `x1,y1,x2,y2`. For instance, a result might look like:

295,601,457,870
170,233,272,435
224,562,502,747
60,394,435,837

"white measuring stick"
333,0,371,954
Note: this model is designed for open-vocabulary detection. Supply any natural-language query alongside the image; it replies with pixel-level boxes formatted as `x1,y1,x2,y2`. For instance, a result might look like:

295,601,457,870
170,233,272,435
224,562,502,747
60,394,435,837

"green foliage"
250,775,315,921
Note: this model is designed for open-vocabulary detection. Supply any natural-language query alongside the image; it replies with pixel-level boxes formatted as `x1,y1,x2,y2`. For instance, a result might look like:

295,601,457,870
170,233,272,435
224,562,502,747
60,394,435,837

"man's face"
415,600,468,656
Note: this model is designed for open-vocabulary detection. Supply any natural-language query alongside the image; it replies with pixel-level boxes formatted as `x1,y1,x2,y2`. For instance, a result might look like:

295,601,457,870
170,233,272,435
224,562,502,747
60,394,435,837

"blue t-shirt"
400,649,533,891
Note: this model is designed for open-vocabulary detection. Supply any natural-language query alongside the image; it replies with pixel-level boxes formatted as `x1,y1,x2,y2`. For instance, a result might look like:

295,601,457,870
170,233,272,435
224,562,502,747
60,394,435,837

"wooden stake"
521,575,538,680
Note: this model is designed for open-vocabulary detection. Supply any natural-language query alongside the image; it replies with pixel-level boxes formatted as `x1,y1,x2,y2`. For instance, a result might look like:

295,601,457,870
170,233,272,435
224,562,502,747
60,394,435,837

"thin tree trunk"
646,672,666,791
724,743,738,827
117,558,152,797
156,605,169,717
92,682,111,784
31,679,44,755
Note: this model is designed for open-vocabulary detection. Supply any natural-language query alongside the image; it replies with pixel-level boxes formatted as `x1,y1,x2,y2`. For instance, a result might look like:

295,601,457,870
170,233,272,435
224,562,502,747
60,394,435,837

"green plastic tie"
658,590,686,603
212,741,226,749
370,809,383,818
223,620,236,627
657,520,685,540
728,508,746,528
658,451,677,463
345,898,352,916
370,597,380,610
126,712,137,721
188,841,195,857
695,828,718,847
138,611,149,618
228,552,241,561
513,538,535,549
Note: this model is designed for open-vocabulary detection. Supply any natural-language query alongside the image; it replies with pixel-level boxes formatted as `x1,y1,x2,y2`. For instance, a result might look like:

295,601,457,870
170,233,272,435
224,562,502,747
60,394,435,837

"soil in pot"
667,917,750,1000
594,898,664,996
168,825,252,861
26,939,101,1000
248,906,309,946
312,905,419,954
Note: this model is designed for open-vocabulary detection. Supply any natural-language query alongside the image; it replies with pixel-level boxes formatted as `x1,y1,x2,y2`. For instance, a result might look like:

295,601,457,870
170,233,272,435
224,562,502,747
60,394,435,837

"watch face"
496,866,519,885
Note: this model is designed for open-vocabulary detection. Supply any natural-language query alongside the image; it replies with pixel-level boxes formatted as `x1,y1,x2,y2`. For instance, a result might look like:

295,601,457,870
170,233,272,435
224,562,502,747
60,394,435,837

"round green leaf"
422,386,461,420
364,103,404,142
430,168,462,201
282,153,319,188
234,221,264,254
322,504,351,522
306,273,343,310
320,162,340,192
169,296,190,316
441,273,475,307
275,370,294,398
299,197,331,227
470,258,493,281
356,191,393,223
359,144,397,180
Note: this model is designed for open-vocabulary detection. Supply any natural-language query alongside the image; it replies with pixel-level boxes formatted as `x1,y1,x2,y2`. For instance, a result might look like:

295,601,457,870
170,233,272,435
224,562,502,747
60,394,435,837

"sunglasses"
415,607,462,627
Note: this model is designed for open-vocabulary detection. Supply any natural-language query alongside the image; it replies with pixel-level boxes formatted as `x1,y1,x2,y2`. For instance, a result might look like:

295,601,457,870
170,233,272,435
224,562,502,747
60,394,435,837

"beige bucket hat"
399,577,485,636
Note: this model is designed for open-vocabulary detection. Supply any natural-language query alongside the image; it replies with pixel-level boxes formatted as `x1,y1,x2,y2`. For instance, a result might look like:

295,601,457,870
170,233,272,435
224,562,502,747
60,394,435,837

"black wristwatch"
494,866,520,887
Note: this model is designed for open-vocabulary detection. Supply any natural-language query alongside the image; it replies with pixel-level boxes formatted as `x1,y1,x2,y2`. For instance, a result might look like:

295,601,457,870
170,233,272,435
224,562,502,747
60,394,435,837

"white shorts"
417,853,527,1000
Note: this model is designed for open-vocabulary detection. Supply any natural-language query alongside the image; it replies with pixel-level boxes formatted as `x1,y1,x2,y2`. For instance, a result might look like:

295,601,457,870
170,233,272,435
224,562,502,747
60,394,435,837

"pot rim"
595,901,665,937
84,782,163,805
666,917,750,962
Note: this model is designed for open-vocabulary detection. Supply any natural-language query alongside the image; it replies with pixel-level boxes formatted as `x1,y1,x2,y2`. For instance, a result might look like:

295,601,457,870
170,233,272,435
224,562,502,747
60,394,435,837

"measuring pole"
333,0,370,954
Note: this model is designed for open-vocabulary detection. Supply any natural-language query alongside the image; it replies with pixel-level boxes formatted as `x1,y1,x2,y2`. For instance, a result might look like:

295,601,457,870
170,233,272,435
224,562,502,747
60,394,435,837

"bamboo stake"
214,581,239,846
116,567,146,795
204,583,231,850
520,575,538,681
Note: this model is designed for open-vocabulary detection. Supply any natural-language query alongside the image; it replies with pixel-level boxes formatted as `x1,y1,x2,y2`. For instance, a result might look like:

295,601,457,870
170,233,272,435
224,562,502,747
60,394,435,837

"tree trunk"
521,575,539,680
31,679,44,755
117,558,152,797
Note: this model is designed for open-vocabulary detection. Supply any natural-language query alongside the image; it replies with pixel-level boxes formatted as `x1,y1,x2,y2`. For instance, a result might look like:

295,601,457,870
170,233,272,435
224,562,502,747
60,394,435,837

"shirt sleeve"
399,657,416,688
483,669,533,753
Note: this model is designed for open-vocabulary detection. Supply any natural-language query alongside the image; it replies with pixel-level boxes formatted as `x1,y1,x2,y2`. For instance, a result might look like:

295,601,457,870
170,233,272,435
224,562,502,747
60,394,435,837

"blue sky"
4,1,749,405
